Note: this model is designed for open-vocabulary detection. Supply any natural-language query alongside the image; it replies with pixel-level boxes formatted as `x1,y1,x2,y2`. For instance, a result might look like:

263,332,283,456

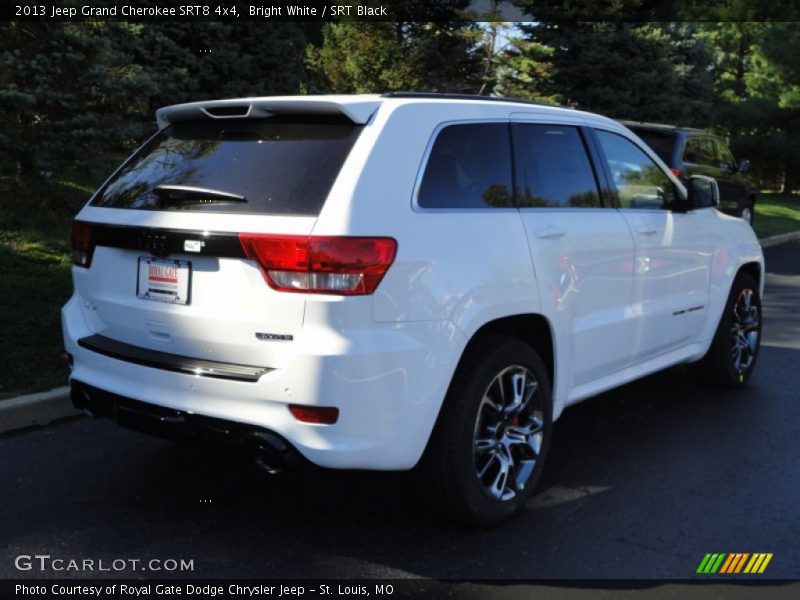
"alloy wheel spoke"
489,453,511,499
474,438,496,455
503,371,527,416
505,415,542,439
745,332,758,353
504,372,538,417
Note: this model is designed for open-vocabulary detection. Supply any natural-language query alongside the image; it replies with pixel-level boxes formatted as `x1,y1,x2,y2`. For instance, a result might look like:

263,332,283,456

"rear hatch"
72,108,367,370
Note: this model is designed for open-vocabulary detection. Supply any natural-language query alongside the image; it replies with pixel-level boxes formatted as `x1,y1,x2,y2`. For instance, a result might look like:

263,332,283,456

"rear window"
91,117,363,215
627,128,675,164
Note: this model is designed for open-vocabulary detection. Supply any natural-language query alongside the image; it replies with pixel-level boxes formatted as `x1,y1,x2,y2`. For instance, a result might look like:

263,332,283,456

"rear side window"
418,123,513,209
628,128,675,164
513,124,601,208
91,117,363,215
714,140,736,170
682,137,716,167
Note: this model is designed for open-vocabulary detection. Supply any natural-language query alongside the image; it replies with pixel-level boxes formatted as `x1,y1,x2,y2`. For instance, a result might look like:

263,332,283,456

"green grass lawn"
753,193,800,239
0,178,91,399
0,180,798,400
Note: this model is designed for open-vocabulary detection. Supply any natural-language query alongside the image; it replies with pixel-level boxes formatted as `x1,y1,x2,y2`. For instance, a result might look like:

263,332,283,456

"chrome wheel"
473,365,544,502
731,288,760,372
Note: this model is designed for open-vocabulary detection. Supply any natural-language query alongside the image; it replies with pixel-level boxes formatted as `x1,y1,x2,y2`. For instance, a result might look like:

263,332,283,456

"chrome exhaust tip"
243,431,288,475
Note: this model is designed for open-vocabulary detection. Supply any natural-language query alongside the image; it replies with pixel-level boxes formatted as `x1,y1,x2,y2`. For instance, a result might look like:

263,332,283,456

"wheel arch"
416,313,556,468
738,261,762,291
697,254,764,361
454,314,556,398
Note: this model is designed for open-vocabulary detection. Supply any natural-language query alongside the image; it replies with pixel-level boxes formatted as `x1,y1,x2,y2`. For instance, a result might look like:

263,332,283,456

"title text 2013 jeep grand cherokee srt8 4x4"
63,94,764,525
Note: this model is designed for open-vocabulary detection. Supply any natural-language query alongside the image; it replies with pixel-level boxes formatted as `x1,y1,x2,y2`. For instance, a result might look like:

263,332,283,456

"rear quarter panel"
314,101,541,330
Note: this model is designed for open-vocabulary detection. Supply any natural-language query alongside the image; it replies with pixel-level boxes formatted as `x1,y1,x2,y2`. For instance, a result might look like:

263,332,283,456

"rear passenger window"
683,138,716,166
595,130,678,210
513,124,601,208
714,140,736,170
418,123,513,209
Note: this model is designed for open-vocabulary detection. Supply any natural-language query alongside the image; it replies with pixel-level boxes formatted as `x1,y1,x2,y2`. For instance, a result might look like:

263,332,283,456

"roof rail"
619,119,704,133
380,92,571,110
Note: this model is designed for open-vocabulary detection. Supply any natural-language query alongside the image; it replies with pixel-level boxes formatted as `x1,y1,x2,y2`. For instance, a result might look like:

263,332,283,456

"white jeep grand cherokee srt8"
63,93,764,524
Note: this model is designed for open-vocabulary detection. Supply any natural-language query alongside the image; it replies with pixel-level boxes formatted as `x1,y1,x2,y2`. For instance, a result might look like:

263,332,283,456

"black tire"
694,272,762,387
414,336,553,526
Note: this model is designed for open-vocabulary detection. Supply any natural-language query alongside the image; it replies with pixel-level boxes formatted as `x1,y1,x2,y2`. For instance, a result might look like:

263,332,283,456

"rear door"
73,115,363,369
512,121,637,390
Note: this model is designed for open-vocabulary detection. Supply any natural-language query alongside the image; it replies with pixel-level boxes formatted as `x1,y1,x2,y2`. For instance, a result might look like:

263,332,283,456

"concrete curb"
759,230,800,248
0,386,80,435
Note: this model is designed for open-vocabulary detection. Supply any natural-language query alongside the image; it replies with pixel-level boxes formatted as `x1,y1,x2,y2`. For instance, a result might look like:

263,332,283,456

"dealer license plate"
137,257,191,305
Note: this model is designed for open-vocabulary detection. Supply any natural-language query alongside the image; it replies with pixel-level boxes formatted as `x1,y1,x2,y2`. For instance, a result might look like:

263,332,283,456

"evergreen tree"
0,21,310,180
743,23,800,192
662,23,715,126
0,22,153,178
132,22,308,110
305,19,481,94
488,25,559,103
529,22,713,124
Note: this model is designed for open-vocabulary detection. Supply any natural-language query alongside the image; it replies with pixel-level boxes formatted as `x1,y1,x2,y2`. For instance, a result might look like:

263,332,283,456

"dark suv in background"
623,122,758,224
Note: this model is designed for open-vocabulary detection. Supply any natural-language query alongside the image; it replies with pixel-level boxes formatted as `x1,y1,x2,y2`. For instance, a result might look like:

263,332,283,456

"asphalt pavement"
1,242,798,582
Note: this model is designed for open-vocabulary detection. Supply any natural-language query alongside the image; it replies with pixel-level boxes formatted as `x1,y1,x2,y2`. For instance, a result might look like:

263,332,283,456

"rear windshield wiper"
153,185,247,204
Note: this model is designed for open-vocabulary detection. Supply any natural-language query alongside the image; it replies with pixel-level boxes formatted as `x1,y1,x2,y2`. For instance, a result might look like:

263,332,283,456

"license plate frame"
136,257,192,305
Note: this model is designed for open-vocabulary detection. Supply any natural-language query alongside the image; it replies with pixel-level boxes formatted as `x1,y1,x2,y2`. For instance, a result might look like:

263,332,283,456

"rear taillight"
71,220,95,268
670,168,681,178
238,234,397,295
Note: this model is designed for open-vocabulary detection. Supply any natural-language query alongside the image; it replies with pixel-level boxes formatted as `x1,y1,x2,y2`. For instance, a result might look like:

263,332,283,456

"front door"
593,129,715,362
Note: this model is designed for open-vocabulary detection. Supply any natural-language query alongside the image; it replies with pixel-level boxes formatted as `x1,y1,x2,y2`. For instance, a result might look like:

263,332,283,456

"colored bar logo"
696,553,773,574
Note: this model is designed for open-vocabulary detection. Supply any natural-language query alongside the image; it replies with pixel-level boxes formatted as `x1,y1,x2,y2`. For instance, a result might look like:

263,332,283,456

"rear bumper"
62,294,463,470
71,379,291,448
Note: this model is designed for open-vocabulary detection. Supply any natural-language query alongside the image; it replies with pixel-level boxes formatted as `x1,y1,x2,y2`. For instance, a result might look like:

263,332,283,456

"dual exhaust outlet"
72,380,292,475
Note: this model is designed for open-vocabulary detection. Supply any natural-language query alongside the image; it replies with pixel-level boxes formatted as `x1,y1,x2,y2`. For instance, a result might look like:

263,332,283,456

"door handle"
636,225,660,235
534,226,567,239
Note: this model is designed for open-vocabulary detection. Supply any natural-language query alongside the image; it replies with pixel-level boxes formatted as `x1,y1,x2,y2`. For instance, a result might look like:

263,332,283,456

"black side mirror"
738,159,751,173
687,175,719,209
